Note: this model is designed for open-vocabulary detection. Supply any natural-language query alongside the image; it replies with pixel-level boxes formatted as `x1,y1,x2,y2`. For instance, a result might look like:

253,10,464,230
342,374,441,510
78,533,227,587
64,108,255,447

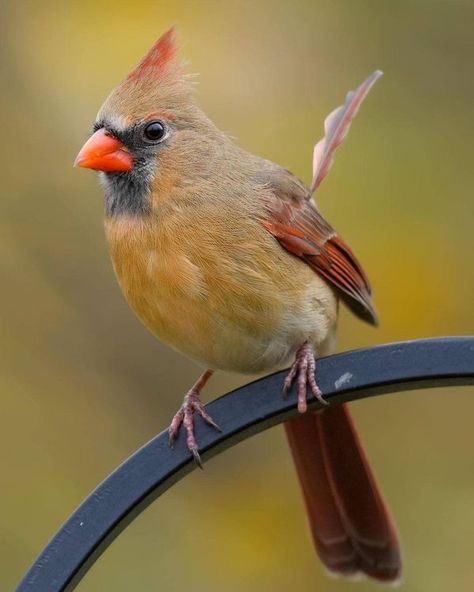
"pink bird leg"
283,343,328,413
168,369,220,467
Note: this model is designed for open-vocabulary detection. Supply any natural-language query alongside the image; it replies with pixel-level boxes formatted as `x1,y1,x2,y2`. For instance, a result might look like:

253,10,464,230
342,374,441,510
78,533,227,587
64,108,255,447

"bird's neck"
100,157,154,218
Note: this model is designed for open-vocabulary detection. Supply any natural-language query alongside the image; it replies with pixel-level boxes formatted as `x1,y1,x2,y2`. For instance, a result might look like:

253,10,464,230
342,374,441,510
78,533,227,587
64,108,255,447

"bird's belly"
106,218,338,374
117,267,337,374
127,284,335,373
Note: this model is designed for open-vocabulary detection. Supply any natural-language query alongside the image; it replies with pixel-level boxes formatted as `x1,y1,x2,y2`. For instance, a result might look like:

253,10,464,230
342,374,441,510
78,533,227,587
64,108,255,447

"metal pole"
17,337,474,591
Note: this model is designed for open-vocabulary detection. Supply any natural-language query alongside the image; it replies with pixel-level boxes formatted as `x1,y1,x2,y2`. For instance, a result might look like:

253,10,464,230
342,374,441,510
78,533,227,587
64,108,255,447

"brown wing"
259,168,378,325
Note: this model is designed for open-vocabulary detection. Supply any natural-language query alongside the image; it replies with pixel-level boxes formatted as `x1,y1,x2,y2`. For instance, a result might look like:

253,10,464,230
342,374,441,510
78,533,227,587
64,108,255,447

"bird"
75,27,401,583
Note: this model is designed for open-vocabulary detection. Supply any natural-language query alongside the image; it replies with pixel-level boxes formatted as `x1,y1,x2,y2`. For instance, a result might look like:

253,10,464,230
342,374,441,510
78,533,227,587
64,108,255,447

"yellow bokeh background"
2,1,473,590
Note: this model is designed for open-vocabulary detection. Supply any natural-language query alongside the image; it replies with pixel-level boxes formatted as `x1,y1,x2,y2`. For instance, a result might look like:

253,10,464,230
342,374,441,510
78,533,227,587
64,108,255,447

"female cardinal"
75,28,401,583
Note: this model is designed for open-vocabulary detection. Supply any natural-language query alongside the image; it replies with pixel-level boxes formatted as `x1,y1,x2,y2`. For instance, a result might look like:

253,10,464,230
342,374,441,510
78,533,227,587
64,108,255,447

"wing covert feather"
260,173,378,325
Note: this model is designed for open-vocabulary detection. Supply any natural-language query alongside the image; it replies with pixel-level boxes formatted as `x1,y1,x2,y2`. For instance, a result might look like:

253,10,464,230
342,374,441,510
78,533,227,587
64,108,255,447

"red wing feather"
311,70,383,193
261,180,378,325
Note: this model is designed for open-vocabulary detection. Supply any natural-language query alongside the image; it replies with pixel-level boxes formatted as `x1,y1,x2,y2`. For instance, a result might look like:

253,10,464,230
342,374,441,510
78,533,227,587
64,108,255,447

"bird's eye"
143,121,166,142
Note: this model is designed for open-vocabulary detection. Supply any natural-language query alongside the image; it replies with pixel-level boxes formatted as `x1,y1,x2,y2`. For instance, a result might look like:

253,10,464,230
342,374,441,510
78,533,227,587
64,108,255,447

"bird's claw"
168,387,221,467
190,446,204,470
284,343,328,413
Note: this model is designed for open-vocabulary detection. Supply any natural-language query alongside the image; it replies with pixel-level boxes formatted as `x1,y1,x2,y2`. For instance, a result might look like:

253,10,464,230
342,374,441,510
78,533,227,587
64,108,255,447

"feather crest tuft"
127,26,178,82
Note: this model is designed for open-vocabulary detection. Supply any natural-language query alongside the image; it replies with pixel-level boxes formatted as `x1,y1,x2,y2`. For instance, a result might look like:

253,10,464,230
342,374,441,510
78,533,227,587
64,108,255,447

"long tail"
284,404,401,583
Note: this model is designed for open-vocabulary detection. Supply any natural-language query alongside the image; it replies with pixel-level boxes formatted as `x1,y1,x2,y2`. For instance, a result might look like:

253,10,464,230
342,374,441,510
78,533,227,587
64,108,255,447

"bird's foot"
283,342,328,413
168,379,220,468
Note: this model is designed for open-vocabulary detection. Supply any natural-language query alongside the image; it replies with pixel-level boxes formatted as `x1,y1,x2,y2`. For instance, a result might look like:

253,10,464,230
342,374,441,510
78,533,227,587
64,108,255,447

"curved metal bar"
17,337,474,591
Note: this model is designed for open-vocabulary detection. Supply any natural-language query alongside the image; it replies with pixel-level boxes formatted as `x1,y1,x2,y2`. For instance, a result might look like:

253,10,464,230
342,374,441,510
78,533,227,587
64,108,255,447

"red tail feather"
284,404,401,583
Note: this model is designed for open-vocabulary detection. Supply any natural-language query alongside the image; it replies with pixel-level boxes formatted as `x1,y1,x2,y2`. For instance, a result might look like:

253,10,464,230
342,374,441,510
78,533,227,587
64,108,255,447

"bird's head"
75,27,219,217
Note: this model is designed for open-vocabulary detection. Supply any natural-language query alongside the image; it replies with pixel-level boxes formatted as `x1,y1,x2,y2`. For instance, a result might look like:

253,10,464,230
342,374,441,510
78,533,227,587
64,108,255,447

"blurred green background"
2,0,473,590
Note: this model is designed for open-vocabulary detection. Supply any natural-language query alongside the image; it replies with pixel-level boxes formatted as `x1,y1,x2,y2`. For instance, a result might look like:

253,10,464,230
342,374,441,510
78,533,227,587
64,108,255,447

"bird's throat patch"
100,163,153,217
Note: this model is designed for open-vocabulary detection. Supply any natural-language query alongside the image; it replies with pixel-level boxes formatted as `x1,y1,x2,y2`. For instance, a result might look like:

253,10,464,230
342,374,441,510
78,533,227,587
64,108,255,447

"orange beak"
74,128,133,172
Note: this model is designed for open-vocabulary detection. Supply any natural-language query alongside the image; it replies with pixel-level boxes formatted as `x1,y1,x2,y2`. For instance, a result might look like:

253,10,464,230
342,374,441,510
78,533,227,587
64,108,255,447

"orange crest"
126,27,178,82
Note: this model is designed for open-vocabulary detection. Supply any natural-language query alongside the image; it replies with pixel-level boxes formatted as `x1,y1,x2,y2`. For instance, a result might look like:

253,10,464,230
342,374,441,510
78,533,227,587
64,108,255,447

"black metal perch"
17,336,474,592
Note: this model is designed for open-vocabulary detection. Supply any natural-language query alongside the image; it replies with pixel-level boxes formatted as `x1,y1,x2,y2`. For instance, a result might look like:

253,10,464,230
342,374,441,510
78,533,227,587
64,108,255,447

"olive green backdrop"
1,0,473,590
